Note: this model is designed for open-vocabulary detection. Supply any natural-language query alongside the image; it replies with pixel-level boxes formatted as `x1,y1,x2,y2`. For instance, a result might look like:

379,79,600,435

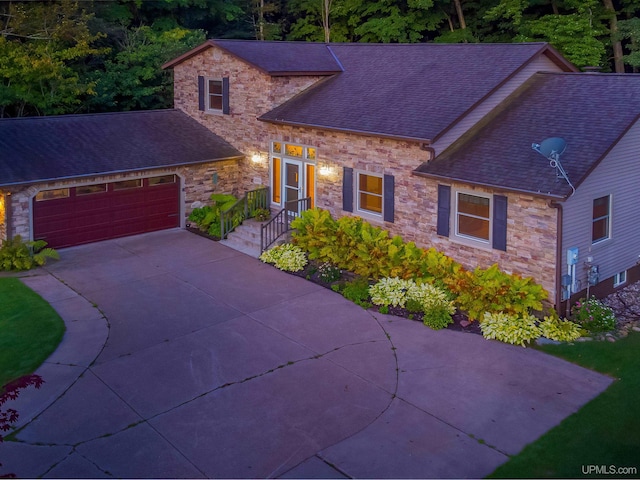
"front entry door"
284,160,302,214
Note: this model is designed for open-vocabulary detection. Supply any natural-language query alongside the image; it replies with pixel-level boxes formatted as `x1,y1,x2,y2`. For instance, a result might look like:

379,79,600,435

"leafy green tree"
89,24,205,111
0,0,104,117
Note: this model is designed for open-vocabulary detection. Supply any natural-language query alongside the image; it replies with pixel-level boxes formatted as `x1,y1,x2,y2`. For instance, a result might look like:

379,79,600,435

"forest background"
1,0,640,118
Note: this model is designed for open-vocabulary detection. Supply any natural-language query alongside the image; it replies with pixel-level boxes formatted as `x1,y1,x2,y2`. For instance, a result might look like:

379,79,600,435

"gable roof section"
414,72,640,199
163,39,343,76
259,42,575,142
0,109,243,187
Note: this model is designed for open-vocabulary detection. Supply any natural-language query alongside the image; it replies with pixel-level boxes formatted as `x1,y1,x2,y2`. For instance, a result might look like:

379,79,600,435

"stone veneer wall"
0,191,6,241
172,45,326,194
3,161,240,242
172,46,560,302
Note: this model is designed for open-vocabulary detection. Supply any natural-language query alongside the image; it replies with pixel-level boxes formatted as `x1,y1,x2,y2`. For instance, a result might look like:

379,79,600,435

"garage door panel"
34,177,180,248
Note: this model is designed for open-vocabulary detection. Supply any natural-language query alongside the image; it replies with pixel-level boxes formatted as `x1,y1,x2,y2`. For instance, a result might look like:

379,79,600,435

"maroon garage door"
33,175,180,249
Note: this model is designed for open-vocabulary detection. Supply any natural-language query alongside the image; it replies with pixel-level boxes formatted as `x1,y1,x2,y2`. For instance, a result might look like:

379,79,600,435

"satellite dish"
531,136,575,196
531,137,566,159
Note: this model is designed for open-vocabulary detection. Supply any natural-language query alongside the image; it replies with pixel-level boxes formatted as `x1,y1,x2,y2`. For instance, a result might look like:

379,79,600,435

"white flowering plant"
259,243,308,272
369,277,455,329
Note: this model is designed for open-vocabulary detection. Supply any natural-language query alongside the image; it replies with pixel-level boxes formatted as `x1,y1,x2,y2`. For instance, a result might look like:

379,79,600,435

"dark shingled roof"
163,39,343,76
0,109,243,187
259,43,574,142
414,72,640,198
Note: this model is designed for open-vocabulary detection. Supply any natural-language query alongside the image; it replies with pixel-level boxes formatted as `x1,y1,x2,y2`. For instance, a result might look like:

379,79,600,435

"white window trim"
592,194,612,245
613,270,627,288
453,189,492,246
269,141,317,208
205,78,223,114
355,170,384,218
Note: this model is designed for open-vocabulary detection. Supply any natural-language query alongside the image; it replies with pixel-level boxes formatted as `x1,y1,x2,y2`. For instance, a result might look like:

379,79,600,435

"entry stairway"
219,217,291,258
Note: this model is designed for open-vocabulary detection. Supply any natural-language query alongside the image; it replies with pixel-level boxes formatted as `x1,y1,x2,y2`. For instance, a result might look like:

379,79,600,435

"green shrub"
0,236,59,271
188,194,239,237
253,208,271,221
480,312,541,347
316,262,341,283
341,277,372,308
259,243,308,272
571,297,616,333
539,315,584,342
369,277,455,329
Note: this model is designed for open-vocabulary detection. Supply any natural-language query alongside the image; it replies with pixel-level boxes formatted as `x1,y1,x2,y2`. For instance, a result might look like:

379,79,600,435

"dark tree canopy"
1,0,638,117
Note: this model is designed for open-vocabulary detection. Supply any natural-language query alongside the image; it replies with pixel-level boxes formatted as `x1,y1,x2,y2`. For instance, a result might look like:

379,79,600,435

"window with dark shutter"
492,195,508,251
437,185,451,236
222,77,230,115
343,167,353,212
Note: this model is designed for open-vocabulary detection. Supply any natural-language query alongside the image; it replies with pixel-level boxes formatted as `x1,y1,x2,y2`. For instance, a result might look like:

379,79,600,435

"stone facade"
2,160,240,243
172,44,560,302
0,191,6,241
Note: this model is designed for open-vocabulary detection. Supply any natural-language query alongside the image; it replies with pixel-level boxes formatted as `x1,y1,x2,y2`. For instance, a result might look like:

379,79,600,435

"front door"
284,159,302,214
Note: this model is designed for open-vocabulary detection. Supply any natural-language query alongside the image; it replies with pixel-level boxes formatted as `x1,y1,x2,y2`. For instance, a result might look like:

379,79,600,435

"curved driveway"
2,229,611,478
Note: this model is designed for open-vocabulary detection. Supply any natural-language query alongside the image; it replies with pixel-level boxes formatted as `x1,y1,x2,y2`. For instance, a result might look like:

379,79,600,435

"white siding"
562,118,640,290
432,54,563,155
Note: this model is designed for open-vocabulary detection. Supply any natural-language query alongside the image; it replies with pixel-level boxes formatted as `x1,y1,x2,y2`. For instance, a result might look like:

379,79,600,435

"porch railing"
220,187,270,239
260,197,311,252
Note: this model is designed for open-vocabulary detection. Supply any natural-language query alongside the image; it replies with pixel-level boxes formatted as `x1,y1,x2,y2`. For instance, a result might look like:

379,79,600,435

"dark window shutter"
437,185,451,237
222,77,230,114
198,76,205,111
383,174,394,223
343,167,353,212
492,194,508,251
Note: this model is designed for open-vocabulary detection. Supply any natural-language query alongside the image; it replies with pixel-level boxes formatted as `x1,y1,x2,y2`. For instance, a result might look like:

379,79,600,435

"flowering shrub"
571,297,616,333
259,243,308,272
316,262,341,283
369,277,455,329
480,312,541,347
539,316,584,342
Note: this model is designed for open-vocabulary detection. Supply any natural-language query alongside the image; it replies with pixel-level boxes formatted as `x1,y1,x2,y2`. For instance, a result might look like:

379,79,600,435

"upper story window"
357,172,383,216
198,76,229,114
455,192,491,243
592,195,611,244
207,79,223,112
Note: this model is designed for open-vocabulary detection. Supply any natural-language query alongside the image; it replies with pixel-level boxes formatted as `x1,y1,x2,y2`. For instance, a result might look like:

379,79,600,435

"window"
113,179,142,190
149,175,176,186
76,184,106,195
35,188,69,201
613,270,627,287
592,195,611,244
456,192,491,242
207,79,223,111
197,76,229,114
357,173,383,216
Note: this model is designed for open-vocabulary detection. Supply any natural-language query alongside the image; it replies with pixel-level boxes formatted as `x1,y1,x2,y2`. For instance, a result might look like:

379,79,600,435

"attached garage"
0,109,243,247
33,175,180,248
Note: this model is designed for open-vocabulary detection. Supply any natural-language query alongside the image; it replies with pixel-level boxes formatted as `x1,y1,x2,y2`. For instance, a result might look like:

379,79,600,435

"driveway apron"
1,229,613,478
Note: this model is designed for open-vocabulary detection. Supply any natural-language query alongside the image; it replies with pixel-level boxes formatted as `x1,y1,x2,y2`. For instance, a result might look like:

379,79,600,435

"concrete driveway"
2,229,612,479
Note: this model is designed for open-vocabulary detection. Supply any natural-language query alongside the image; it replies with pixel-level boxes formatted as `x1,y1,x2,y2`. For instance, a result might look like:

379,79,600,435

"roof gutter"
258,117,433,145
0,155,245,189
411,170,567,200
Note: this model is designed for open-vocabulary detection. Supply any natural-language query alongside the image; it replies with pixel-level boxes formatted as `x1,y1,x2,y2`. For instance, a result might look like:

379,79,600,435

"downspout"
549,200,563,316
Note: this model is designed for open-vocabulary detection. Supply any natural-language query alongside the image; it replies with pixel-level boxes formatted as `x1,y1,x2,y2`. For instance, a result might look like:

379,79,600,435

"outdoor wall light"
251,153,263,164
319,165,332,176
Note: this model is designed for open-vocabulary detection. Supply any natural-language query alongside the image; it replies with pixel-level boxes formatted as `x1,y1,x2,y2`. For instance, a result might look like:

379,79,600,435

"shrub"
480,312,541,347
253,208,271,222
259,243,308,272
188,194,239,237
571,297,616,333
341,277,372,308
0,236,59,271
539,315,584,342
369,277,455,329
316,262,341,283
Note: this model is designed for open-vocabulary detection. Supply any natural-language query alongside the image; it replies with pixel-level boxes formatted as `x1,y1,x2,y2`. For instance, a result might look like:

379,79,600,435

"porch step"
219,218,292,258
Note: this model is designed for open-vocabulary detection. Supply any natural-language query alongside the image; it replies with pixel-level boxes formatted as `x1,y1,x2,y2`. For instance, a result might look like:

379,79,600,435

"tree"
0,0,104,117
89,24,205,111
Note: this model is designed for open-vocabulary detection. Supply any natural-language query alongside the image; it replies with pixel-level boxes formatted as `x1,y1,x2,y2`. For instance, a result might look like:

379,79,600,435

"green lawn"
0,277,66,388
489,332,640,478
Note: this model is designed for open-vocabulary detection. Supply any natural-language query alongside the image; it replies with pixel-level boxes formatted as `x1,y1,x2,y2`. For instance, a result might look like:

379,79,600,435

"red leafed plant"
1,375,44,479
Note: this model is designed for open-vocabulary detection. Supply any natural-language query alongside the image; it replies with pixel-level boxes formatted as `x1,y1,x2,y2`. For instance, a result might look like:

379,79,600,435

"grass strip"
489,332,640,478
0,277,66,388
